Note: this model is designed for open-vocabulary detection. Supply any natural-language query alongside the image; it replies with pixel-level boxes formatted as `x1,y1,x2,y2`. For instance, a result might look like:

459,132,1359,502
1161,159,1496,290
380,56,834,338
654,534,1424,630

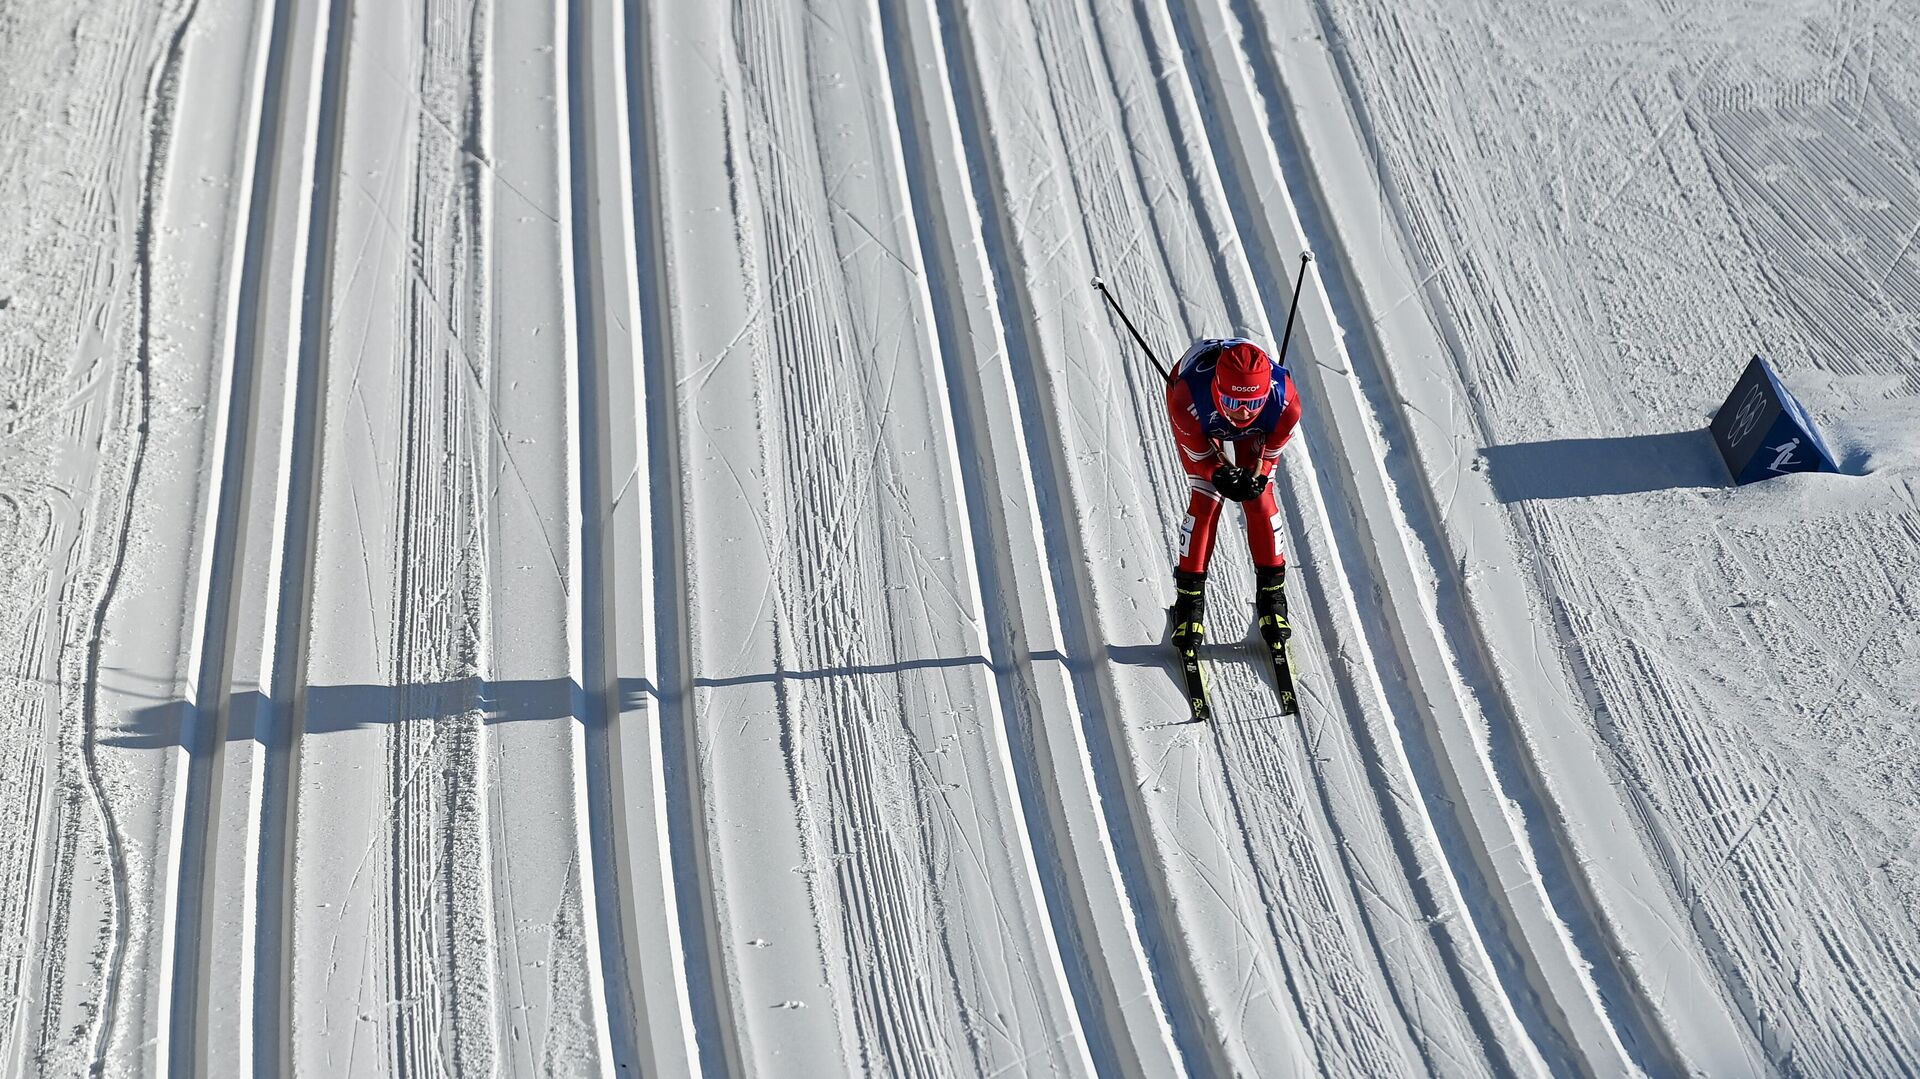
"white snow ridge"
3,0,1917,1075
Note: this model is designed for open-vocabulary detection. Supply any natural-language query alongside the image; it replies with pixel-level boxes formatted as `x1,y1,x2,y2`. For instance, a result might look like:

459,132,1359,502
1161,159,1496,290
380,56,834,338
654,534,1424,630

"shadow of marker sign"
1480,429,1726,502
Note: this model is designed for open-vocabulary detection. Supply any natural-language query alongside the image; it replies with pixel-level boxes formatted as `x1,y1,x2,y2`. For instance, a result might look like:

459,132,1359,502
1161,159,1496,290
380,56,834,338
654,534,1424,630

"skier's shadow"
104,657,1013,750
106,647,1236,751
1479,428,1724,501
104,676,657,750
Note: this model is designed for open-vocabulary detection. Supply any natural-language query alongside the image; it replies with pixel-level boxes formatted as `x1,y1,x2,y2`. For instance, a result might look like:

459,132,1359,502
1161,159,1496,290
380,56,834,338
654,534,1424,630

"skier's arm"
1165,378,1222,479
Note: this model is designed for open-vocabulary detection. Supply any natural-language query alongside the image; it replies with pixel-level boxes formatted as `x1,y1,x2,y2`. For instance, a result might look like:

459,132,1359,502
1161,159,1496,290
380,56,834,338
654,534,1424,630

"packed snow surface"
2,0,1916,1074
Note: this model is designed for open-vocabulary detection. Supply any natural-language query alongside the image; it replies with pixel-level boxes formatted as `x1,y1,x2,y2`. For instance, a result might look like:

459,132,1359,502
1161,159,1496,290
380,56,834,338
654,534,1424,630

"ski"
1266,637,1298,716
1169,606,1213,723
1177,637,1212,723
1256,567,1298,716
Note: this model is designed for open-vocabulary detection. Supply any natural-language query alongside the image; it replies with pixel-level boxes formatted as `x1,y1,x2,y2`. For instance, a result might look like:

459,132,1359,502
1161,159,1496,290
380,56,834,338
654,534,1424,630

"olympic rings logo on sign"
1726,383,1768,446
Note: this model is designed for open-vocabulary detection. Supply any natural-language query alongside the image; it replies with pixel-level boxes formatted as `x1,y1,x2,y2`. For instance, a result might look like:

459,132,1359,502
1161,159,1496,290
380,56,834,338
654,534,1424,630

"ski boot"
1255,564,1298,714
1169,570,1212,721
1254,564,1291,647
1169,570,1207,650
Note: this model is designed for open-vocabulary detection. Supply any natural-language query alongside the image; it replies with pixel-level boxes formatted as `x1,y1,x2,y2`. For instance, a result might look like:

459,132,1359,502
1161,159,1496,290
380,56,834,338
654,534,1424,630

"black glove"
1211,463,1269,502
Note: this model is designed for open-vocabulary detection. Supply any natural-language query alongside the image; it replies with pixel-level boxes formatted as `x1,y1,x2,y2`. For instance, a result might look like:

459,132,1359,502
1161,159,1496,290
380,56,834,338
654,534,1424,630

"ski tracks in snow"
290,0,592,1070
646,1,1132,1072
942,0,1508,1072
4,0,1827,1071
158,0,345,1069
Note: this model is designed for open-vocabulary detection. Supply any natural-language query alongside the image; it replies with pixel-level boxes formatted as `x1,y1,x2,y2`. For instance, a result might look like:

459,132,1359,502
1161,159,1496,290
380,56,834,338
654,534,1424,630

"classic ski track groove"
566,0,703,1071
157,0,348,1070
563,0,632,1064
622,0,740,1073
550,0,619,1067
257,0,352,1072
157,1,278,1065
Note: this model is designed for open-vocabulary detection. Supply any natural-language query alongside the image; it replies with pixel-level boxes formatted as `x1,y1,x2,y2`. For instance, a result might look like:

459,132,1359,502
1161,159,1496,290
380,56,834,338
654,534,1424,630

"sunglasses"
1219,394,1265,414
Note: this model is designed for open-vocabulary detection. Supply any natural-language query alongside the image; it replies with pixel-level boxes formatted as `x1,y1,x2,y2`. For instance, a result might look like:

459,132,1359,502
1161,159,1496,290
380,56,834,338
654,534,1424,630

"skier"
1165,337,1301,654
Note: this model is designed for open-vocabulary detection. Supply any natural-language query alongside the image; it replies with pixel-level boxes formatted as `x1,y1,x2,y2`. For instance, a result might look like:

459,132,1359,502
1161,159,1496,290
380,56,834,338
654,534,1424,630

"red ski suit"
1166,339,1301,575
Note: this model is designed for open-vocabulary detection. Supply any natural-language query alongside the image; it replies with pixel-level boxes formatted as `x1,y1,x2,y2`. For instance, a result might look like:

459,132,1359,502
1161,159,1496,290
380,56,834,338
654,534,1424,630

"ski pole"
1090,276,1171,382
1274,251,1314,367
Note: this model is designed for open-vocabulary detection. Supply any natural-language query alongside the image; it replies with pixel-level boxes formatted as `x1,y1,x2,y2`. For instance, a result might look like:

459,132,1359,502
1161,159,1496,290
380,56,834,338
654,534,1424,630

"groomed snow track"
9,0,1894,1074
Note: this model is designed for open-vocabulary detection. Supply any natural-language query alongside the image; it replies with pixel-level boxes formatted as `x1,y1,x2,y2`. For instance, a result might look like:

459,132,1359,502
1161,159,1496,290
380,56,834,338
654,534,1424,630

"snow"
1,0,1915,1075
